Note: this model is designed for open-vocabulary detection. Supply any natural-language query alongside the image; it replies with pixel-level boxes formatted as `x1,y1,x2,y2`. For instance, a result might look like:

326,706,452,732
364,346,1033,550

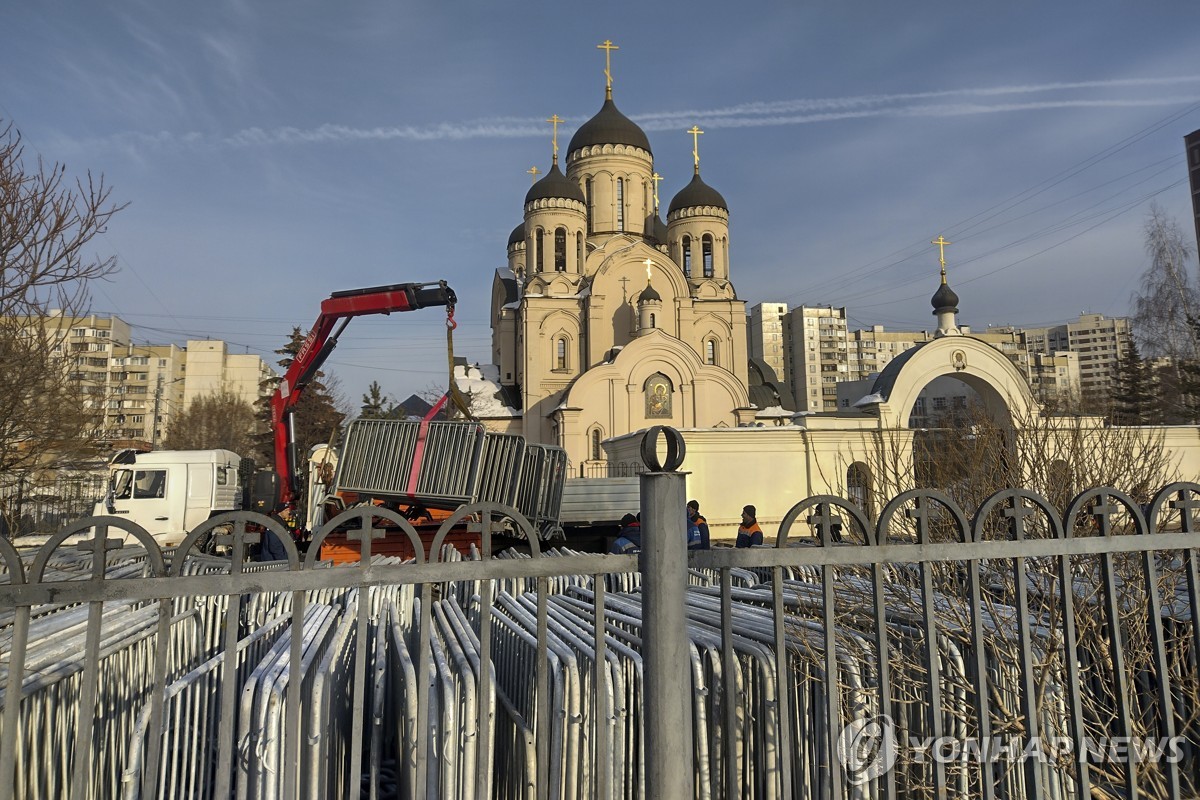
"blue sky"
4,2,1199,407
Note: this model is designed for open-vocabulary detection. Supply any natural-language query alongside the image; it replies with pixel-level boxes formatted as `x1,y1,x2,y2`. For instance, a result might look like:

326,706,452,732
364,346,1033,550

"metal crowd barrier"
516,445,569,540
331,420,567,540
334,419,488,509
3,480,1200,799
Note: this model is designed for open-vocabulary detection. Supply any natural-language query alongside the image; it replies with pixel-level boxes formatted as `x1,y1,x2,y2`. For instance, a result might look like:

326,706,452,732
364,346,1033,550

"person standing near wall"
687,500,710,550
735,505,763,548
686,505,702,550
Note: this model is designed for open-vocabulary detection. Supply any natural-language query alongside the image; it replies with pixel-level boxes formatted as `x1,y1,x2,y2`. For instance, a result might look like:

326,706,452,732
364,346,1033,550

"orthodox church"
466,46,1200,534
486,52,773,472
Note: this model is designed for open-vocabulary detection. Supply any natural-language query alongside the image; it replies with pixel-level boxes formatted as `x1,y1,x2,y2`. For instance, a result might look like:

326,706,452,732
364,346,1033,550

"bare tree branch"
0,121,127,533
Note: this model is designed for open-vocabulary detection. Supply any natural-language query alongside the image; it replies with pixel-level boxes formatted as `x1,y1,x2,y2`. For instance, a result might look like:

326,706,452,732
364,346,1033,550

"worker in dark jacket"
258,525,290,561
256,507,292,561
735,505,764,548
686,507,702,549
610,513,641,553
687,500,710,550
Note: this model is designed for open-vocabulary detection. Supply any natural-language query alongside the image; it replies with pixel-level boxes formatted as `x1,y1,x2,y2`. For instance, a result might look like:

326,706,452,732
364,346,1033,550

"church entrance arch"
864,338,1037,430
859,337,1040,500
909,374,1014,493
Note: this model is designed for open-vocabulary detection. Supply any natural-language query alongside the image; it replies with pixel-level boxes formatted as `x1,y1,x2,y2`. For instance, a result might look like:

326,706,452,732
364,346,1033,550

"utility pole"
152,374,163,449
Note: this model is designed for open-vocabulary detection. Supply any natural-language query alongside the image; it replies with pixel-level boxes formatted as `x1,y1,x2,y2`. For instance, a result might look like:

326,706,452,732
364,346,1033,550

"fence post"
638,426,694,799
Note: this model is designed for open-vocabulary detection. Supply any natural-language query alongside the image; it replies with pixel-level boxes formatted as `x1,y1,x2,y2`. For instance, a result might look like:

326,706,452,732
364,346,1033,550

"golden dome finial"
546,114,563,165
597,39,619,99
932,235,952,283
687,126,704,175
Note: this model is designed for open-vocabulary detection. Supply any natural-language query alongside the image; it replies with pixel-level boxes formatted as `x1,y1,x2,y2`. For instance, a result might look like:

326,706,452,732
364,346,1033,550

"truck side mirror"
104,487,116,515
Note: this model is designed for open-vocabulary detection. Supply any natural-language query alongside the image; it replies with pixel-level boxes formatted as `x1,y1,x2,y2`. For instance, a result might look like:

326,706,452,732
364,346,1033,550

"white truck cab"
94,449,244,546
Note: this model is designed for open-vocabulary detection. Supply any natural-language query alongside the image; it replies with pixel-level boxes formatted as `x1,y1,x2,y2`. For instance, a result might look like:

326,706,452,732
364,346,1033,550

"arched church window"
616,178,625,231
590,428,602,461
847,462,873,520
535,228,544,272
585,178,594,234
554,227,566,271
576,231,583,270
649,313,656,329
682,236,692,277
703,234,714,278
705,338,717,365
555,337,567,370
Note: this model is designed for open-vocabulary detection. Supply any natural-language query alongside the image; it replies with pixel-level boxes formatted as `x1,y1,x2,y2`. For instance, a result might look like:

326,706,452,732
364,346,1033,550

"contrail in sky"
76,76,1200,151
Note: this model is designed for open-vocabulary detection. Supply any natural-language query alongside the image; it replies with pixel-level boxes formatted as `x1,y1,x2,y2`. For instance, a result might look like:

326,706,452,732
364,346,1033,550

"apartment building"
749,302,789,385
773,307,941,413
758,301,1089,415
181,339,275,411
38,313,135,441
782,306,850,412
124,339,274,447
850,326,933,378
1027,351,1081,403
15,312,274,448
109,343,186,446
1062,314,1130,398
1013,313,1129,400
976,326,1082,403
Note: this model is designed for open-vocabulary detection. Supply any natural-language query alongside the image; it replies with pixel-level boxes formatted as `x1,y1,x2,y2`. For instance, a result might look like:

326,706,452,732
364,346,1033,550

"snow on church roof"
454,363,519,417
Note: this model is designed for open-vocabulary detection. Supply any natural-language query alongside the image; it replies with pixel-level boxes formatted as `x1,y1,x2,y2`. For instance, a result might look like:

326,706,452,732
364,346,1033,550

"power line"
852,179,1181,311
776,101,1200,307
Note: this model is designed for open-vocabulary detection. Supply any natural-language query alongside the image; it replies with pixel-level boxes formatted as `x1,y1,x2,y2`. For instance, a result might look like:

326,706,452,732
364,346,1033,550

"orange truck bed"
317,521,481,564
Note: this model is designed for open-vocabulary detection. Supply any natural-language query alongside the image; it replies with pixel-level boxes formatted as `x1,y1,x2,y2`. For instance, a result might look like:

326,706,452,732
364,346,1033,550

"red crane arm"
270,281,456,508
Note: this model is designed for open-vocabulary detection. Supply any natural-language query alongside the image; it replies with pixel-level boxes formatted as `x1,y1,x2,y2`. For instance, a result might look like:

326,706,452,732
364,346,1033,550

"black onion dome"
508,222,525,247
668,172,727,214
525,162,585,204
639,282,661,303
931,281,960,313
567,98,652,156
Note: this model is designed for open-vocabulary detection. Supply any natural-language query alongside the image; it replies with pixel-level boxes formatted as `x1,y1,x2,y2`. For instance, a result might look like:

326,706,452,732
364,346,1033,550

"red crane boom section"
270,281,455,508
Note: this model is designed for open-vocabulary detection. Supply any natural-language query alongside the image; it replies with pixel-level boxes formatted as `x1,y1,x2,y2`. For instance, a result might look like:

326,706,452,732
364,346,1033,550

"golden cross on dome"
644,258,655,283
687,126,704,173
597,40,619,98
546,114,563,162
932,235,952,282
651,172,663,212
527,165,541,184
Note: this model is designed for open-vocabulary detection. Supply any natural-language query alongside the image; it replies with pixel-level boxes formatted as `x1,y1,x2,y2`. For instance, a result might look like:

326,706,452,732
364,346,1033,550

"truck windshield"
110,469,167,499
112,469,133,499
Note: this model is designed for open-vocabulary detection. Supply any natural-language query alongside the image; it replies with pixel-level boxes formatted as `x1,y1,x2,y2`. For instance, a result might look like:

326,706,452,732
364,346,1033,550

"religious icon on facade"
646,375,671,418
